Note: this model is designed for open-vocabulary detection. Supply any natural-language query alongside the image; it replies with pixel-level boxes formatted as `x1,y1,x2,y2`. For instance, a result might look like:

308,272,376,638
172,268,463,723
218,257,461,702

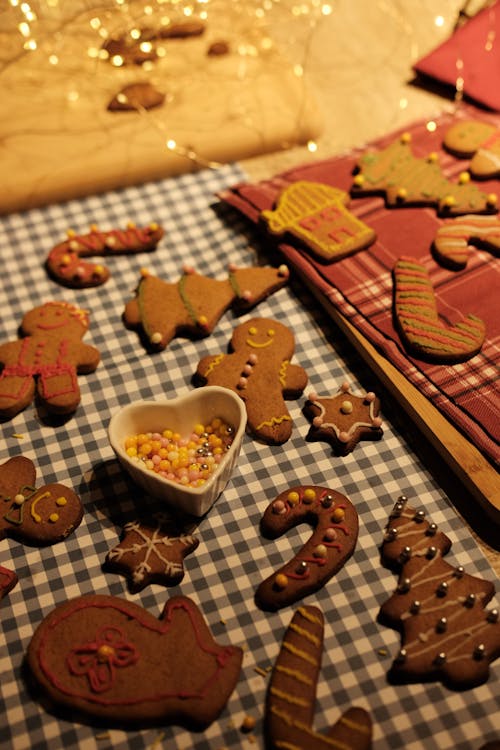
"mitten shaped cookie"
27,594,243,729
195,317,308,444
0,456,83,547
0,301,100,419
378,496,500,690
265,605,372,750
255,485,359,611
123,263,289,351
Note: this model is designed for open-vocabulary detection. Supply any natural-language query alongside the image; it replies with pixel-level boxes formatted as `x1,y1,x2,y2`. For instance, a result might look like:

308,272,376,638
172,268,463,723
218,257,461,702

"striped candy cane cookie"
393,257,486,363
434,214,500,269
265,605,372,750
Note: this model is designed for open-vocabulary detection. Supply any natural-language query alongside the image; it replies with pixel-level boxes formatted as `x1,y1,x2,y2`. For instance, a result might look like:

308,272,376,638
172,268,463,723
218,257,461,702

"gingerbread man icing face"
195,317,308,445
0,301,100,419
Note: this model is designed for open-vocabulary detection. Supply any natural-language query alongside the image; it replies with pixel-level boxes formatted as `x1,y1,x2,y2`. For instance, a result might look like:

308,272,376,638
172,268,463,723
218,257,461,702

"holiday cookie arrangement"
1,104,499,750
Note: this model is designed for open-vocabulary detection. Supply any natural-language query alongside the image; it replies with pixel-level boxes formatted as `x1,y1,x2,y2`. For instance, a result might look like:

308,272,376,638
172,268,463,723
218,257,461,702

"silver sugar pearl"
436,617,447,633
398,546,411,564
434,652,447,666
395,648,407,664
487,609,499,623
414,509,426,522
473,644,486,660
426,523,438,536
426,546,437,559
453,566,465,578
410,600,421,615
464,593,476,608
397,577,411,594
437,581,448,596
321,494,334,508
384,527,398,542
295,561,308,575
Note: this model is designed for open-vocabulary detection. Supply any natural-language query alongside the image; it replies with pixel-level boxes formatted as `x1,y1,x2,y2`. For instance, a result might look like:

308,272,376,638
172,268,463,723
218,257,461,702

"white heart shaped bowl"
108,386,246,516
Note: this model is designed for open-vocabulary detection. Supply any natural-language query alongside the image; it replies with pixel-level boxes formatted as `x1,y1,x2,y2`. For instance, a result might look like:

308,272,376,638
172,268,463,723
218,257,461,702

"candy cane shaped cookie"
433,214,500,270
255,486,358,611
46,222,164,288
265,605,372,750
393,257,486,363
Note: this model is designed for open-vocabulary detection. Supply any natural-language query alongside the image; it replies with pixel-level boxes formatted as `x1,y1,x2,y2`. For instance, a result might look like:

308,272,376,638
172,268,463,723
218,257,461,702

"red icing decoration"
67,626,138,693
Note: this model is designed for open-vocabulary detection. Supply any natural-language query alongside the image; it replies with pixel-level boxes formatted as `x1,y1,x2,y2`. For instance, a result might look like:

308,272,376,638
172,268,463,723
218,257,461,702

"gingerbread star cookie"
105,513,199,592
304,382,383,456
261,180,376,262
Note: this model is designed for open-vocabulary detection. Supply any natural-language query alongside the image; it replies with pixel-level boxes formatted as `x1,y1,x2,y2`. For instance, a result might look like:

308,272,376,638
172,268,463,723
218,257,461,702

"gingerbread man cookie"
255,485,359,611
0,301,100,419
124,263,289,351
351,132,497,215
0,456,83,547
46,222,164,288
304,382,383,456
433,214,500,270
379,496,500,690
265,605,372,750
443,120,500,179
194,317,308,444
27,594,242,729
105,512,199,593
261,180,376,262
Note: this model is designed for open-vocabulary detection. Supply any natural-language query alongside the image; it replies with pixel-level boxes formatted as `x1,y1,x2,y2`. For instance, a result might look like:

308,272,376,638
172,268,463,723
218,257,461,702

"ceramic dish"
108,386,246,516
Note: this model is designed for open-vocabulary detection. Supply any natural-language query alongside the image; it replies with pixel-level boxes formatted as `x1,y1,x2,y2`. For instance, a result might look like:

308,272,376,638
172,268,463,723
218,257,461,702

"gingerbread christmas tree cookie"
351,132,497,215
261,180,376,262
123,263,289,351
378,496,500,690
105,513,199,592
304,382,383,456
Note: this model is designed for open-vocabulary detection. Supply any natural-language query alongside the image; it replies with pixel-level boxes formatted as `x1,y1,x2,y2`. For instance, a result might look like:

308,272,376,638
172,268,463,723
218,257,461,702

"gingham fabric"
220,104,500,467
0,164,498,750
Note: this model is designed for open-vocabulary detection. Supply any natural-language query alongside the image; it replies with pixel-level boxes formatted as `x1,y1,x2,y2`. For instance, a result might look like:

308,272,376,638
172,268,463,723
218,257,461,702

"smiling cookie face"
232,318,294,361
22,301,89,337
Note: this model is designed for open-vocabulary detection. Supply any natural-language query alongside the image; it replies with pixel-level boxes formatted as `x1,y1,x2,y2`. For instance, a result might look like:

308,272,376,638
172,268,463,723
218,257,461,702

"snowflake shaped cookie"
105,512,199,592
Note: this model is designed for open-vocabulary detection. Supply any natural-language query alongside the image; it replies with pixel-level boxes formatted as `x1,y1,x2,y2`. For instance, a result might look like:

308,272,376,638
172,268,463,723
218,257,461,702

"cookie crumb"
377,648,388,656
241,715,256,733
95,732,111,740
12,433,24,439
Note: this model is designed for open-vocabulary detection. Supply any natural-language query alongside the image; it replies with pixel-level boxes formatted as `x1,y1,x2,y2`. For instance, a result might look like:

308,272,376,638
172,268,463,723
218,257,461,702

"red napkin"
219,104,500,466
414,1,500,111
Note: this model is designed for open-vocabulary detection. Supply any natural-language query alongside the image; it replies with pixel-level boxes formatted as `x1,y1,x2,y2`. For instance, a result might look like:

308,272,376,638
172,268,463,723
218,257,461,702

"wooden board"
0,3,323,214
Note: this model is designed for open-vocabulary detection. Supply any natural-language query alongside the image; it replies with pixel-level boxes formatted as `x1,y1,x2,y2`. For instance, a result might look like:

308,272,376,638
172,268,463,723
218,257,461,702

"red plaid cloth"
220,106,500,466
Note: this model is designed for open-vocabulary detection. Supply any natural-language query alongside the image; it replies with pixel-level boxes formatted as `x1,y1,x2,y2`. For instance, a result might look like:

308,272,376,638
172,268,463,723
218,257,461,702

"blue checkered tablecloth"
0,165,498,750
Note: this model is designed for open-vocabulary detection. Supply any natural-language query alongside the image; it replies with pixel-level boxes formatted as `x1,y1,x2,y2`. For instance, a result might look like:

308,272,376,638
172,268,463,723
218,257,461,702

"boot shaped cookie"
27,594,243,729
265,605,372,749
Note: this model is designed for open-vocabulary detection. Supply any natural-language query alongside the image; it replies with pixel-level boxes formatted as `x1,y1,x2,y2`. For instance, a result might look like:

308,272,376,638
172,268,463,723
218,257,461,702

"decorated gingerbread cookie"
443,120,500,179
351,132,497,215
27,594,243,729
261,180,376,262
265,605,372,749
378,496,500,690
0,565,18,602
0,456,83,547
304,382,383,455
195,317,308,444
255,485,359,611
433,214,500,270
123,263,289,351
393,257,486,363
0,301,100,419
105,513,199,593
46,222,164,288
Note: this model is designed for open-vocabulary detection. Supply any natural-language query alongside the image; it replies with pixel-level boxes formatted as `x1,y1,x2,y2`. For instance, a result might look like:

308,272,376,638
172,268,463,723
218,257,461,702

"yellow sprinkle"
12,434,24,439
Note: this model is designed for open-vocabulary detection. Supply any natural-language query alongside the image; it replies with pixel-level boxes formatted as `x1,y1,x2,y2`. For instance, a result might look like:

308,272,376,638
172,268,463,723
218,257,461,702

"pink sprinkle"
248,353,258,365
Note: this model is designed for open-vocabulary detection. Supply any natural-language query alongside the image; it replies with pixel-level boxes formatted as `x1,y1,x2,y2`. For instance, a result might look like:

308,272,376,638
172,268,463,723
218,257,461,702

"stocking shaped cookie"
195,317,308,444
124,264,289,351
265,605,372,750
0,456,83,547
0,301,100,419
27,594,243,729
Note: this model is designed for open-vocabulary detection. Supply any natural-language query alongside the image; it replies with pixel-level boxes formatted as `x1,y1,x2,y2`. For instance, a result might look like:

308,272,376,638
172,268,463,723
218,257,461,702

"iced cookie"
261,180,376,262
443,120,500,179
0,456,83,547
255,485,358,611
195,317,308,444
46,222,164,288
27,594,242,729
123,264,289,351
304,382,383,455
0,301,100,418
378,496,500,690
105,513,199,592
352,132,497,215
393,257,486,363
265,605,372,749
433,214,500,270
